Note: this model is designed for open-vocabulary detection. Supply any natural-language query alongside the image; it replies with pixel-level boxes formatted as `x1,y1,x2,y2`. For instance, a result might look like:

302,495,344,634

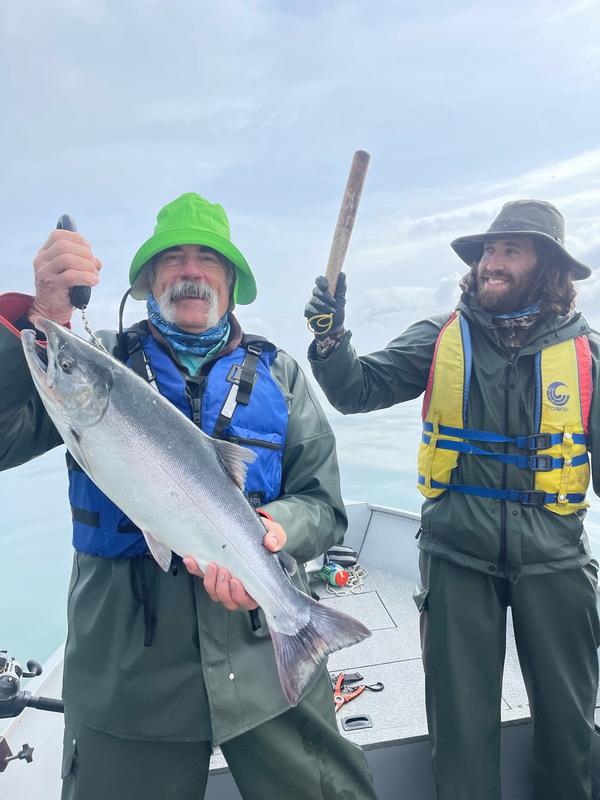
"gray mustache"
169,279,216,303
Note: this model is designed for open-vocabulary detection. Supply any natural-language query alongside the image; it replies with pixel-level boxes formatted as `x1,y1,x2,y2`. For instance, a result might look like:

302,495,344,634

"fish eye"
59,356,75,374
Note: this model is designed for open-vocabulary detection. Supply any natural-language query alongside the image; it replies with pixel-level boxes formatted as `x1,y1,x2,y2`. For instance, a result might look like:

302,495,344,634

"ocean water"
1,450,72,667
3,411,600,670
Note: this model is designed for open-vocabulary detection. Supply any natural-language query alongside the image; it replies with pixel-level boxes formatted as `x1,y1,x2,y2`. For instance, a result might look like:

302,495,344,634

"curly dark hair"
459,238,577,317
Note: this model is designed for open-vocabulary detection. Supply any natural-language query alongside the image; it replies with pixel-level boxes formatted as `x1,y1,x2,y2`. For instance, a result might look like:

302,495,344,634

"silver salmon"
21,320,370,705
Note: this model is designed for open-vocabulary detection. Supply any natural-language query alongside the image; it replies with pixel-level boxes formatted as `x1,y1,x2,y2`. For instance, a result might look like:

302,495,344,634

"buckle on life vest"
525,434,552,451
521,490,547,506
529,455,553,472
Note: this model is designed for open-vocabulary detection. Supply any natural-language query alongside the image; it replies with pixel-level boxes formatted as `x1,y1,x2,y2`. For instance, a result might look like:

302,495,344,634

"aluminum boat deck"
3,501,600,798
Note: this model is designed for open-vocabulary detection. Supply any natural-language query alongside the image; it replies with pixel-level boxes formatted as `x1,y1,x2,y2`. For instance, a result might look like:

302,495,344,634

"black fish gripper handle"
56,214,91,310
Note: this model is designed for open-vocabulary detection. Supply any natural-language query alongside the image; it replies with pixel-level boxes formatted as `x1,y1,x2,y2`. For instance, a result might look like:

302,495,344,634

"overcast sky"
3,0,600,508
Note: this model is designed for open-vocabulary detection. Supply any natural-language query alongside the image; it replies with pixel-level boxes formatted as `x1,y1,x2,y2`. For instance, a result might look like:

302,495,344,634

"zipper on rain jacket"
499,352,517,574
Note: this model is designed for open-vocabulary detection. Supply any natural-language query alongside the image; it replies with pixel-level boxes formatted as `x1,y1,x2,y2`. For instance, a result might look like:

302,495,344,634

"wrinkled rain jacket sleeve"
261,350,347,564
307,318,450,415
0,294,63,470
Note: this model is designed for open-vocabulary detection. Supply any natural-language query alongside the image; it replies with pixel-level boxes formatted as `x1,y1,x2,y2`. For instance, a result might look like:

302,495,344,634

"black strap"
70,499,140,535
117,324,158,390
130,557,157,648
71,506,99,528
237,343,262,404
129,346,158,389
249,608,262,631
212,342,263,439
185,382,202,427
116,322,149,363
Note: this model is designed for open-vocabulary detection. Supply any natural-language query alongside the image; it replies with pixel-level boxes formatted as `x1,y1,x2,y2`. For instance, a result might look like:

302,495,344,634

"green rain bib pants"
417,552,600,800
60,670,377,800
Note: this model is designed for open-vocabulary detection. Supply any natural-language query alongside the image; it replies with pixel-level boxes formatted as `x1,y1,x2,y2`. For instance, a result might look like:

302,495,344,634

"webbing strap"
459,313,472,425
422,421,586,449
118,327,159,391
71,506,100,527
129,347,158,391
417,475,585,506
237,343,262,405
212,342,262,439
421,434,588,471
558,426,575,505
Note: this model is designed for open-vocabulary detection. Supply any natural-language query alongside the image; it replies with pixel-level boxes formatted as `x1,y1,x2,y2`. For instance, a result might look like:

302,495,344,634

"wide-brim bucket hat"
129,192,257,303
450,199,591,281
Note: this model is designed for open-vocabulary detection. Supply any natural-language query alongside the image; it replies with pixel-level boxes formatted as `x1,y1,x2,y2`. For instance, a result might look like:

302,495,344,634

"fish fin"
268,597,370,706
212,438,256,490
275,550,298,577
142,530,172,572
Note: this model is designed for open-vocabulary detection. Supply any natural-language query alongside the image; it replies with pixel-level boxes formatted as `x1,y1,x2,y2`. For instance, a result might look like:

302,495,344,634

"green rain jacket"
309,293,600,581
0,294,346,744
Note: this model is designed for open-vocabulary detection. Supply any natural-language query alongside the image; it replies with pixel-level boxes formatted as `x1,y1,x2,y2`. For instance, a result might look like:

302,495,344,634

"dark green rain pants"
417,553,600,800
60,671,377,800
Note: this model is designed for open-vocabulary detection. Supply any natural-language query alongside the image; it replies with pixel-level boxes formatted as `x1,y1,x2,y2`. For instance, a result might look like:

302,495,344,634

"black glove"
304,272,347,336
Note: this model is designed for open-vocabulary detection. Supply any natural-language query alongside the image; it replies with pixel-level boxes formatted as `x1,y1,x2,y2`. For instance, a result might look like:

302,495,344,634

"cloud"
351,273,462,327
4,1,600,399
545,0,600,23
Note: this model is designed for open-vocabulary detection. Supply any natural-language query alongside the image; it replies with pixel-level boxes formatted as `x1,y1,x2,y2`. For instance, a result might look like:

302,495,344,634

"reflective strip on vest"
417,312,591,515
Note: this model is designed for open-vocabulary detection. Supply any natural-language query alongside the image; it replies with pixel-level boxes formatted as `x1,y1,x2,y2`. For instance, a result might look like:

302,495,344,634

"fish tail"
269,596,370,707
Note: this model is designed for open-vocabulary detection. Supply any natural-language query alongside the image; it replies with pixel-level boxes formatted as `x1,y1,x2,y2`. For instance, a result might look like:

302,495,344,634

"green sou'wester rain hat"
451,199,592,281
129,193,257,303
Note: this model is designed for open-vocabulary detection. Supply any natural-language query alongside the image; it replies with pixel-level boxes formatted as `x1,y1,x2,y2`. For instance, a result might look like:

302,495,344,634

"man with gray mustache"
161,277,220,315
0,192,376,800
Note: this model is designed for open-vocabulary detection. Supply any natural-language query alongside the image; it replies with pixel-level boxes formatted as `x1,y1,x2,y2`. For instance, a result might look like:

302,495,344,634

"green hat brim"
129,228,257,303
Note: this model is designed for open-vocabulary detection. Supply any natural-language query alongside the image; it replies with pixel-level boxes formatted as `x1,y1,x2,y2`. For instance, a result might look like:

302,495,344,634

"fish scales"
101,378,300,625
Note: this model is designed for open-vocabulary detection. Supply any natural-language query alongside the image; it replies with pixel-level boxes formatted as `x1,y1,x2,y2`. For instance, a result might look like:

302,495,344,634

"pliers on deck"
333,671,384,713
334,672,365,712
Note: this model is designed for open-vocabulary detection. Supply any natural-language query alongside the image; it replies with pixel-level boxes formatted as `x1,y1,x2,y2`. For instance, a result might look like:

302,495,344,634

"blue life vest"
68,330,288,558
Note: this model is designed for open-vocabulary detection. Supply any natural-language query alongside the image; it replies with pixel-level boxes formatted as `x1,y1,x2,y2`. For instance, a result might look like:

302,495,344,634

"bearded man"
305,200,600,800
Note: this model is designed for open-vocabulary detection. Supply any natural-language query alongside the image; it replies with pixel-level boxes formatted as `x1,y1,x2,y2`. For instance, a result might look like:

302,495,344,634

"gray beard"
156,279,220,328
